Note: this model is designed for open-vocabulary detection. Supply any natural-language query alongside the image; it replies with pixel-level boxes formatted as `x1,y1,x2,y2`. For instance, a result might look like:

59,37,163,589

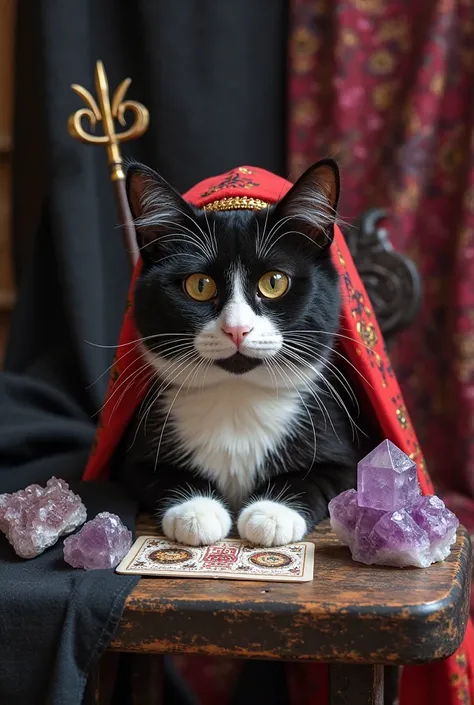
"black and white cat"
117,159,368,547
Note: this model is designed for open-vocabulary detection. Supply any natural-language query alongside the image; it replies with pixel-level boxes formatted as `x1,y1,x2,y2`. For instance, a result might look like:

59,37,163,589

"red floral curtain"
289,0,474,506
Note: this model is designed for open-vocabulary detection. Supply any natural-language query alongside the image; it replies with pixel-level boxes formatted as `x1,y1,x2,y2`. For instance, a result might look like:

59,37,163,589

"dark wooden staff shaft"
114,179,139,270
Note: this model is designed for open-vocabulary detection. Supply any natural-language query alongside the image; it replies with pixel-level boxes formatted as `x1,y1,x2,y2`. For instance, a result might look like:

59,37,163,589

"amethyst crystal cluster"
0,478,132,569
63,512,132,570
0,477,87,559
329,440,458,568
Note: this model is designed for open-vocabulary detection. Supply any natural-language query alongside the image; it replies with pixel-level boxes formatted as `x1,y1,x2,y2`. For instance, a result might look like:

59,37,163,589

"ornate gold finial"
68,60,149,182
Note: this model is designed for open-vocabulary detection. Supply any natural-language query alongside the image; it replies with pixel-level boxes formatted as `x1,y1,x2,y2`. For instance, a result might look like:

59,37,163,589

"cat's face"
127,161,341,390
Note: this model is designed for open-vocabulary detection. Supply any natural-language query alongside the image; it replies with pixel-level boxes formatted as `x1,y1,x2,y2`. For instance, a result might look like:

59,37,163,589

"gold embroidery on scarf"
412,443,427,474
336,245,346,267
204,197,270,212
356,320,378,348
374,352,388,388
396,405,409,430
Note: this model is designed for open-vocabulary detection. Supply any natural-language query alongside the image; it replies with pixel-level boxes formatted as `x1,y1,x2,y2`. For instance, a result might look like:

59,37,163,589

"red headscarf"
83,166,474,705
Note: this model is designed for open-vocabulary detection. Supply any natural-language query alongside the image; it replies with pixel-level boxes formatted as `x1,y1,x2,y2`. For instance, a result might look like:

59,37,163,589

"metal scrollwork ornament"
68,60,149,182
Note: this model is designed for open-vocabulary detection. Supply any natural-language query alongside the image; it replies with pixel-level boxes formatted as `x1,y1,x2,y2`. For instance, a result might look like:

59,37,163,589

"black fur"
115,160,372,535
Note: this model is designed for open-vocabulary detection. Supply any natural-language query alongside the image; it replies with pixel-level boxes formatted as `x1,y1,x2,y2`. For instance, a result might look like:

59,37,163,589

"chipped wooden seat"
105,516,471,704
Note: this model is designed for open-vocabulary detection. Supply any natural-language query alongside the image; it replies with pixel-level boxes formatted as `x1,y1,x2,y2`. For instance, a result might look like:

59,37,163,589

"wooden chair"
87,210,471,705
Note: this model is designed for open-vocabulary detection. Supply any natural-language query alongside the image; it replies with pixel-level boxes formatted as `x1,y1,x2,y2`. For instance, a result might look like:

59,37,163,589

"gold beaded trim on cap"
203,196,270,212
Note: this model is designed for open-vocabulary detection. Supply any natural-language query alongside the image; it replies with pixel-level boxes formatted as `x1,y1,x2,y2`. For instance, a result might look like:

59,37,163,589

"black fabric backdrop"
0,1,287,704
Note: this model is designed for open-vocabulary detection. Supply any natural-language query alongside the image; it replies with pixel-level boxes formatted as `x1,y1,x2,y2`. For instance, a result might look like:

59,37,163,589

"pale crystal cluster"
329,440,458,568
0,477,87,559
63,512,132,570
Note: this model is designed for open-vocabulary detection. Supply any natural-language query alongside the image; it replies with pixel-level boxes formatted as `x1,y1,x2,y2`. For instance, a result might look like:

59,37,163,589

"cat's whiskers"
288,329,375,354
186,354,208,394
87,341,143,389
86,332,195,350
262,359,280,399
139,342,198,408
139,339,199,399
276,351,333,435
154,253,203,265
254,215,261,258
174,207,217,260
135,211,214,261
263,228,325,258
256,201,272,258
153,356,202,470
131,349,201,446
100,341,168,406
289,333,374,390
93,354,154,418
108,335,191,413
198,357,214,393
256,179,293,257
258,214,294,258
140,352,199,438
106,339,195,423
104,358,155,424
271,354,318,473
109,367,154,423
284,337,360,411
141,232,212,260
212,220,218,257
202,206,218,259
281,346,360,441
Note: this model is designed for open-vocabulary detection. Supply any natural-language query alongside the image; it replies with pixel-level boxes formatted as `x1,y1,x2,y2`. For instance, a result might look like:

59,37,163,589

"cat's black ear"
126,163,194,259
276,159,340,250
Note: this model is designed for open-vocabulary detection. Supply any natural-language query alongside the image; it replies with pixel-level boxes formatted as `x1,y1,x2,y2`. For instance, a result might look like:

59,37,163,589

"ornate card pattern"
116,536,314,582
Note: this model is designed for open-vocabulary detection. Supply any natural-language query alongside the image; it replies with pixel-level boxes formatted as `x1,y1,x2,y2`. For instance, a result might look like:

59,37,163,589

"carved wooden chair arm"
344,208,422,343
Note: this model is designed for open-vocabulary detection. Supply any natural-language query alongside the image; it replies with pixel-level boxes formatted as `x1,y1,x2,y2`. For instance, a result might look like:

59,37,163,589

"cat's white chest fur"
164,380,300,505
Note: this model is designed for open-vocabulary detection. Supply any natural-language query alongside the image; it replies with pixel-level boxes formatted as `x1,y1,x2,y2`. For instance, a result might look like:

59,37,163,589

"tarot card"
116,536,314,582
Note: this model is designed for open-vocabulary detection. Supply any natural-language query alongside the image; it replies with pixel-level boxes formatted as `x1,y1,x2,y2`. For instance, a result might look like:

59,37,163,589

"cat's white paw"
162,496,232,546
237,500,307,547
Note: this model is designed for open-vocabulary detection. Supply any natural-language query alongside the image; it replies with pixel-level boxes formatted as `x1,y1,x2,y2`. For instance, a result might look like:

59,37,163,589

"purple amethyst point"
357,439,420,512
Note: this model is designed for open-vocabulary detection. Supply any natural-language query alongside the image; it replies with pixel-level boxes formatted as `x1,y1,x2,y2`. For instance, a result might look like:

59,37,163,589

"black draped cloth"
0,1,286,704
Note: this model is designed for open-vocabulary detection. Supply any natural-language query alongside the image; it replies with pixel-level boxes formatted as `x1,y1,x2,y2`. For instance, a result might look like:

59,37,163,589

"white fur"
146,267,320,513
162,496,232,546
166,379,302,506
238,500,307,546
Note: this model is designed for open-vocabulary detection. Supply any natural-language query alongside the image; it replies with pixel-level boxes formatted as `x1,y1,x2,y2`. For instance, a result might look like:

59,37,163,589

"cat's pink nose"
222,324,253,348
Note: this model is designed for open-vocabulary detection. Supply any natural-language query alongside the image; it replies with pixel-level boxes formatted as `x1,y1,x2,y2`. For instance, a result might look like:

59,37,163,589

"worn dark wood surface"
111,517,471,665
329,664,384,705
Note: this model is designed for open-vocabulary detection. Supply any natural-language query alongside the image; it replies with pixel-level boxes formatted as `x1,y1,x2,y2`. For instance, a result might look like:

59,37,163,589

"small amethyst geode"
329,440,458,568
0,477,87,559
63,512,132,570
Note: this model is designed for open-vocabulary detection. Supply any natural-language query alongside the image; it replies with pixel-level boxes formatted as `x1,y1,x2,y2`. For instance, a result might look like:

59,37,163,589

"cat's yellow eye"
258,271,289,299
184,273,217,302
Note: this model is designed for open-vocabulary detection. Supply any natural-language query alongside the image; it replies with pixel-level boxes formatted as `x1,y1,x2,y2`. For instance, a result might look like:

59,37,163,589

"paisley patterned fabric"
288,0,474,503
83,166,474,705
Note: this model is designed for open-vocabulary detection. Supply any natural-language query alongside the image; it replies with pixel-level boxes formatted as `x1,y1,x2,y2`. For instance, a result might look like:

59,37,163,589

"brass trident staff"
68,60,149,269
